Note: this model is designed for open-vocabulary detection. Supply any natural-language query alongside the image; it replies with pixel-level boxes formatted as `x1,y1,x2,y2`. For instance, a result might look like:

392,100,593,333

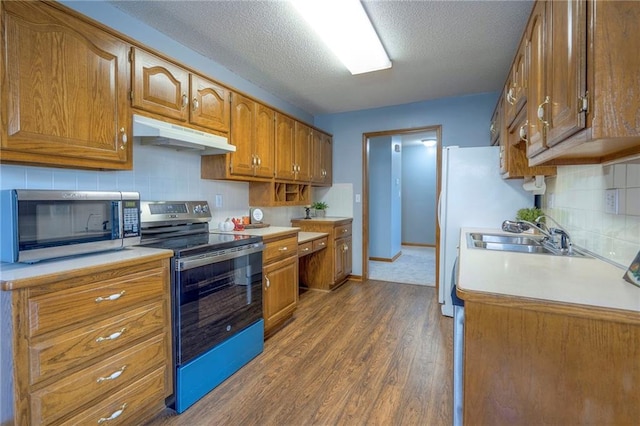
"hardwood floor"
146,280,453,425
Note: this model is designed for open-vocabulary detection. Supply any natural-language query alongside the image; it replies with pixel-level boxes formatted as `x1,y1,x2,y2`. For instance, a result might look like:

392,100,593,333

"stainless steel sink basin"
467,232,543,246
466,232,591,258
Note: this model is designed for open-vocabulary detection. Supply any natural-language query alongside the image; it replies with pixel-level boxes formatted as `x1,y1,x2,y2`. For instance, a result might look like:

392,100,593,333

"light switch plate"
605,189,619,214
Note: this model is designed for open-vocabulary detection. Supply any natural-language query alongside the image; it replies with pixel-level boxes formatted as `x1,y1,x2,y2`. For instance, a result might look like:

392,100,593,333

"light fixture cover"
291,0,392,75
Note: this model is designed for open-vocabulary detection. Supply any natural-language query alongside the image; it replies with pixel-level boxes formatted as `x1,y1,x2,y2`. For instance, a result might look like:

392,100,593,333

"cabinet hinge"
578,92,589,113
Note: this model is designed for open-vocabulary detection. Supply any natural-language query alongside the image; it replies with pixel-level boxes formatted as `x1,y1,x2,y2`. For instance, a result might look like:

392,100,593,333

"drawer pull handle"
342,229,348,233
95,291,125,303
319,242,325,246
302,247,310,251
278,247,288,251
98,403,127,424
96,328,126,343
97,365,127,383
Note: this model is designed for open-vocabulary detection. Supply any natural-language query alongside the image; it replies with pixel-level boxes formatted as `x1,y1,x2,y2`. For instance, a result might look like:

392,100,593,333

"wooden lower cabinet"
290,218,353,291
4,255,172,425
463,299,640,425
262,230,299,336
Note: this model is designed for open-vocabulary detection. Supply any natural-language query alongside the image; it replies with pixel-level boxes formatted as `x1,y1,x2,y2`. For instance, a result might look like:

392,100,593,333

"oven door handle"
177,242,264,271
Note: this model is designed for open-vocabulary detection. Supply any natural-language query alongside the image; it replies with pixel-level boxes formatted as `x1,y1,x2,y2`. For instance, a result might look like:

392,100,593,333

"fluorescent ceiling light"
291,0,392,75
422,139,437,147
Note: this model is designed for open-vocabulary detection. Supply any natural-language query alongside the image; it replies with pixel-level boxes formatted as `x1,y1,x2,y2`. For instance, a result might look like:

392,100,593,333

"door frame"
361,125,443,288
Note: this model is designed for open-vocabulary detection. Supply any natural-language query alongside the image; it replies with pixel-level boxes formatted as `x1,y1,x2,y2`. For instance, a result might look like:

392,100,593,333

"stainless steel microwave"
1,190,141,263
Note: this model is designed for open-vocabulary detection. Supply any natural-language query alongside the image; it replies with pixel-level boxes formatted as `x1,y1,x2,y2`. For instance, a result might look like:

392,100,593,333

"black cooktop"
140,232,261,257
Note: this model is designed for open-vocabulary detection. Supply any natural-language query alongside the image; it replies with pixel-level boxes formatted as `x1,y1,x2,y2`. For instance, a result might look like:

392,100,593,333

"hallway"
369,245,436,286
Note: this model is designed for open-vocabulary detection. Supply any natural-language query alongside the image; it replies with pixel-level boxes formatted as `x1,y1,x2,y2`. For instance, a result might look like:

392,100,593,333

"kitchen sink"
466,232,591,258
467,232,543,246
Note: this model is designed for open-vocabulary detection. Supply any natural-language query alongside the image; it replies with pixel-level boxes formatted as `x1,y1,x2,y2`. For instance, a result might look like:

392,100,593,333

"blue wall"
402,144,438,245
315,92,498,275
369,136,402,259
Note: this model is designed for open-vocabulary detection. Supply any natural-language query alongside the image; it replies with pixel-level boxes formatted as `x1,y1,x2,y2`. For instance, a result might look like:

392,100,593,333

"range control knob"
193,205,202,214
202,204,209,213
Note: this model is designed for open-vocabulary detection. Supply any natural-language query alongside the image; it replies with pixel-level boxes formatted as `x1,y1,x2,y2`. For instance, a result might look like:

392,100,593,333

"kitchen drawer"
263,236,298,263
59,365,166,426
298,241,313,257
312,237,328,251
30,333,166,425
29,301,166,385
27,269,165,337
334,224,352,239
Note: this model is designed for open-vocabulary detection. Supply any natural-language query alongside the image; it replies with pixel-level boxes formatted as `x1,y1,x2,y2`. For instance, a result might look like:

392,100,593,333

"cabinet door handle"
506,87,515,105
95,290,125,303
519,120,528,143
537,96,550,128
98,403,127,424
96,327,126,343
181,93,188,109
251,154,256,166
257,156,261,166
343,244,349,252
265,276,270,289
278,247,288,251
97,365,127,383
119,127,128,151
192,98,199,111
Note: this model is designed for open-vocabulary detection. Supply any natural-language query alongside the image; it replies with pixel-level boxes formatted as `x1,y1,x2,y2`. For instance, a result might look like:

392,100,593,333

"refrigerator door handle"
437,192,442,226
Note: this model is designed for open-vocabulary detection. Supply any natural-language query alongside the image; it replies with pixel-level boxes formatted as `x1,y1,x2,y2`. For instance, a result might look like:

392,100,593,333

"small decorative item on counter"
231,217,244,231
242,215,250,225
623,250,640,287
304,205,312,220
218,219,234,232
311,201,328,218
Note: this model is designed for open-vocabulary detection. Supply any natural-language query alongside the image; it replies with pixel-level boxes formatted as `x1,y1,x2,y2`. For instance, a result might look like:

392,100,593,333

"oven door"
175,243,263,366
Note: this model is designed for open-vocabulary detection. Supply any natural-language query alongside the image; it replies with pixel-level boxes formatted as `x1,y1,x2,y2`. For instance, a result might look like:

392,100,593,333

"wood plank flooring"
145,280,453,426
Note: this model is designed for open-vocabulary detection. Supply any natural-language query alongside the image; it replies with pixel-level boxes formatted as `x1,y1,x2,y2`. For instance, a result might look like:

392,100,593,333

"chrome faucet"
501,215,573,254
535,215,573,254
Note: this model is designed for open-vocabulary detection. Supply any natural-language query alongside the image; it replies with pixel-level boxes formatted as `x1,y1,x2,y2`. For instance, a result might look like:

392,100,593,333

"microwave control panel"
122,199,141,237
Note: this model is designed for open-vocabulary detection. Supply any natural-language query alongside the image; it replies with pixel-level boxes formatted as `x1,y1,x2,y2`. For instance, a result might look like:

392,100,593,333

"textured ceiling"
110,0,533,116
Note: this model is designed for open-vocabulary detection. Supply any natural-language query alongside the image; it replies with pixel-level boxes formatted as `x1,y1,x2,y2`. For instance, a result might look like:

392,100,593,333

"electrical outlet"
355,194,361,203
605,189,619,214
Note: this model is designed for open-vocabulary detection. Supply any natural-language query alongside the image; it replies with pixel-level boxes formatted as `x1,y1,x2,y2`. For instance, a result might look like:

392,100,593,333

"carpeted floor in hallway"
368,245,435,286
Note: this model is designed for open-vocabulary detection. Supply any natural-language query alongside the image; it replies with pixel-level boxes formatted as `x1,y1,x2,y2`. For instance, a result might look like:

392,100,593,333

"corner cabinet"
290,218,352,291
2,254,173,425
261,230,299,337
130,47,231,134
0,1,132,170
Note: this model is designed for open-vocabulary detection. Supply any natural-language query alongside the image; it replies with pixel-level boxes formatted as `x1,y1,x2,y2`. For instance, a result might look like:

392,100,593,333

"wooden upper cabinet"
311,130,333,186
254,103,276,178
490,97,503,146
131,47,231,134
525,0,547,158
524,0,640,165
505,38,528,126
275,113,296,180
131,47,190,122
229,93,257,176
294,122,312,182
542,0,586,147
190,74,231,133
1,1,131,170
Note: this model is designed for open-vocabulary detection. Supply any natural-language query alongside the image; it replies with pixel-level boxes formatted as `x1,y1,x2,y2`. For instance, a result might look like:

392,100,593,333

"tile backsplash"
543,163,640,267
0,141,251,222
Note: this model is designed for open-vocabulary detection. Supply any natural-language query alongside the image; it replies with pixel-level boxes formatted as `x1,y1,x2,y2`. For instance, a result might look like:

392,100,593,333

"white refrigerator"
438,146,533,316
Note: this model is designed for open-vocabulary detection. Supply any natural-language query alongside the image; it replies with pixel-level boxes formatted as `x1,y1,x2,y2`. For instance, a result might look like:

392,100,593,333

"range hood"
133,114,235,154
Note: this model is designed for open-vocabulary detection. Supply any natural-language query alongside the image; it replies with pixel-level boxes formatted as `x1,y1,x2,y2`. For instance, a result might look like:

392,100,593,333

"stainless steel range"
138,201,264,413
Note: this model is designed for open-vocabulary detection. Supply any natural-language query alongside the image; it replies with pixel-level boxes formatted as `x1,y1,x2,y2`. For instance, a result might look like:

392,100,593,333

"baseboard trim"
402,242,435,248
369,251,402,262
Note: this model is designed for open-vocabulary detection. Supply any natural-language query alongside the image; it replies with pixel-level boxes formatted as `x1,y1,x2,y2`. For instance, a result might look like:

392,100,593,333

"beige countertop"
291,217,352,224
298,231,329,244
457,227,640,314
0,247,173,291
211,226,300,240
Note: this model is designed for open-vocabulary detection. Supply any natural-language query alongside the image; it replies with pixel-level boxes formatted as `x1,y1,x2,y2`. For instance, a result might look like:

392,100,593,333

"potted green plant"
311,201,328,217
516,207,545,232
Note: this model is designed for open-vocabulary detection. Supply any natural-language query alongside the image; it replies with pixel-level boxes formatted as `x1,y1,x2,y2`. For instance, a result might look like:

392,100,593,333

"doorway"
362,126,442,288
